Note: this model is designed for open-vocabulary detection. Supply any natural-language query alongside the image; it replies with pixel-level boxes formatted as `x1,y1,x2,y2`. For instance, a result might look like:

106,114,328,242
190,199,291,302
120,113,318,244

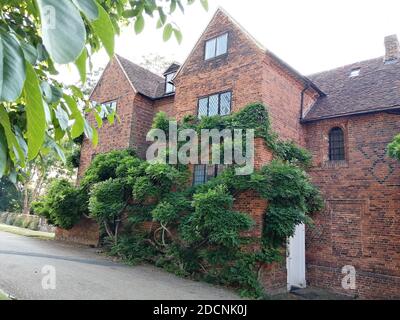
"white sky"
60,0,400,84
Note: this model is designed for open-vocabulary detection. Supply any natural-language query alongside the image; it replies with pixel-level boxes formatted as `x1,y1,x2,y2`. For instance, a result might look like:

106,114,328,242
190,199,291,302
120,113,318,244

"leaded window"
329,127,345,161
197,92,232,118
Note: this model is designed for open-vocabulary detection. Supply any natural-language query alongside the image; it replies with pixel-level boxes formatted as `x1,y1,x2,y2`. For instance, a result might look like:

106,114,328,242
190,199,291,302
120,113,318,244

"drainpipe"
300,84,310,121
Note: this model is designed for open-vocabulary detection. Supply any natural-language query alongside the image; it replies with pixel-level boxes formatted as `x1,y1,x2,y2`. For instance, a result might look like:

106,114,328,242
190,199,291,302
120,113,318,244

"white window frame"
204,33,229,60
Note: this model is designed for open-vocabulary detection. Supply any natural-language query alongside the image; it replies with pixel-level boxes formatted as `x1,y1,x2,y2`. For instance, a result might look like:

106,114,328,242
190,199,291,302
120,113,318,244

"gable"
90,57,136,102
174,9,265,81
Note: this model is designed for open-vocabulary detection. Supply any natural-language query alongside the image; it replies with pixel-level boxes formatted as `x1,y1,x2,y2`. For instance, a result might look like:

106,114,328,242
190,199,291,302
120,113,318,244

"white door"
287,224,306,291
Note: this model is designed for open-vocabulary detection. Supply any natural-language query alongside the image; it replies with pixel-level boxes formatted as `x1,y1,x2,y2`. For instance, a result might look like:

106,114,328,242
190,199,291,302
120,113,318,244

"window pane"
220,92,231,115
193,165,206,186
198,98,209,117
329,128,345,161
216,33,228,56
165,73,175,93
205,38,216,60
208,94,219,116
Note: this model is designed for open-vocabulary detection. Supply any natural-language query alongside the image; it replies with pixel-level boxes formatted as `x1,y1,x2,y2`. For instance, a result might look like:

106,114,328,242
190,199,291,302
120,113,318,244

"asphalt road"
0,231,240,300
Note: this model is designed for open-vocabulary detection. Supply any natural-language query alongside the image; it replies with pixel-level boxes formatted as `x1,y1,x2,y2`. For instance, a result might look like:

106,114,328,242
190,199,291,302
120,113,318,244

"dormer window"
165,72,175,94
349,68,361,78
205,33,228,60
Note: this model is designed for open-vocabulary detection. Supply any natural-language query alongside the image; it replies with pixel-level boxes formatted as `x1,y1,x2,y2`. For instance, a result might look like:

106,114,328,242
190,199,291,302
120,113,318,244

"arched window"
329,127,345,161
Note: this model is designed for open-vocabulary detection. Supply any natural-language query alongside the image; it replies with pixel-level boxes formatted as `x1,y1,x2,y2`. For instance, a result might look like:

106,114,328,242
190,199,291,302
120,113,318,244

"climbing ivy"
34,103,323,298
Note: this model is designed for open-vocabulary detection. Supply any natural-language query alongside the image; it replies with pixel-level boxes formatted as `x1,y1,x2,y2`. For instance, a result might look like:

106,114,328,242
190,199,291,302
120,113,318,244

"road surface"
0,231,240,300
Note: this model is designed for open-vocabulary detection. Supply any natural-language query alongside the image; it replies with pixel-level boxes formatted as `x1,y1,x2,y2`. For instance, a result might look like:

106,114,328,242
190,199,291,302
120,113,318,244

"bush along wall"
32,103,323,298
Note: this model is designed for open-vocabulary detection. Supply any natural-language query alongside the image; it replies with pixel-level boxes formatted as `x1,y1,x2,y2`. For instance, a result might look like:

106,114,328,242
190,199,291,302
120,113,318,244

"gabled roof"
116,55,167,99
303,57,400,122
163,63,181,75
174,7,323,96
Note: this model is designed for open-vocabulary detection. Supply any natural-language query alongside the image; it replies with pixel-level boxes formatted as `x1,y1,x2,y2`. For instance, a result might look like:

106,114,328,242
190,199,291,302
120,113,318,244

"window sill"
323,160,349,169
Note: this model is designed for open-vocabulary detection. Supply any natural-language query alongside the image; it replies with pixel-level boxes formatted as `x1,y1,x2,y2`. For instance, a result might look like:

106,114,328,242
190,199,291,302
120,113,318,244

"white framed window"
205,33,229,60
165,72,176,94
197,91,232,118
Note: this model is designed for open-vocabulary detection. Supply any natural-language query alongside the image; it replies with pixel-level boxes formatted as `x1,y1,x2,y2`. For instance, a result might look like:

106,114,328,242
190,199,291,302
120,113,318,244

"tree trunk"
23,185,29,215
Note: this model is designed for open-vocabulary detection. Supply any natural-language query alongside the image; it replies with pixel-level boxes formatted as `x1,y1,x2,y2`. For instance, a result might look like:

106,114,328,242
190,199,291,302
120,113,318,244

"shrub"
35,179,82,230
89,179,127,243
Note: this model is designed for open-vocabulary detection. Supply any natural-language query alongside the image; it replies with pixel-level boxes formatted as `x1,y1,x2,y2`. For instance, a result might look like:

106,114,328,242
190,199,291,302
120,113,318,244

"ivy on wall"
33,103,323,298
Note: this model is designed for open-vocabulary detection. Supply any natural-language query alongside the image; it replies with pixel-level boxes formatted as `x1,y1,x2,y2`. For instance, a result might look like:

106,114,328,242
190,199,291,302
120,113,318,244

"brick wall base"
307,264,400,300
55,217,100,247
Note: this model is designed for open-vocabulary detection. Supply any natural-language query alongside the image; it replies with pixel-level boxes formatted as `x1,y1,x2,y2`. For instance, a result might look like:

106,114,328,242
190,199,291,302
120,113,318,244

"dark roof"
116,55,167,99
304,57,400,121
163,63,181,75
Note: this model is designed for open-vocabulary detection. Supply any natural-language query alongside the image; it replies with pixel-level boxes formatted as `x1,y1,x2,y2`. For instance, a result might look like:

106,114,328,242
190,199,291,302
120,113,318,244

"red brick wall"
173,11,265,121
132,94,156,159
55,217,100,247
261,55,318,145
78,58,137,176
154,96,176,118
304,112,400,299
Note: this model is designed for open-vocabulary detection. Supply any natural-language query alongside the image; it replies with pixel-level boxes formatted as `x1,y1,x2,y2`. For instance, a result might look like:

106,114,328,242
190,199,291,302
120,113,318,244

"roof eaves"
301,105,400,123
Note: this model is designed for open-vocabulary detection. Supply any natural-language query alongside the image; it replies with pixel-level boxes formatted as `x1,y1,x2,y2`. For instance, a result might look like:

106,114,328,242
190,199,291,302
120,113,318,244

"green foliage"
34,179,82,229
181,185,253,248
81,149,136,189
0,0,208,179
89,179,126,223
388,134,400,161
66,148,81,169
0,177,22,211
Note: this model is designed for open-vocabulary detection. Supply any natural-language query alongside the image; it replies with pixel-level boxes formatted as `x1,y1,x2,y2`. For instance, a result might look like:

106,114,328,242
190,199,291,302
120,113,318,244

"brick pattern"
75,9,400,299
55,217,100,247
304,112,400,299
78,58,137,176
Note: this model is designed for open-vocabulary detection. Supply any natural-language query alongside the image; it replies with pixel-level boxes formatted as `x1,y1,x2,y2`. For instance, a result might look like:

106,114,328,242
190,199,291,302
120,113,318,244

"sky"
60,0,400,84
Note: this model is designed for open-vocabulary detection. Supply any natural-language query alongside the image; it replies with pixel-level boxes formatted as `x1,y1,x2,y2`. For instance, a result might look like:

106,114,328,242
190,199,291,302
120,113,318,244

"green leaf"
75,47,87,83
92,126,99,147
63,94,85,139
37,0,86,64
20,41,38,65
200,0,209,11
163,24,173,41
54,105,69,130
40,81,52,103
91,2,115,58
174,29,183,44
0,127,7,177
72,0,99,21
0,32,26,102
23,62,46,160
134,15,145,34
0,106,24,166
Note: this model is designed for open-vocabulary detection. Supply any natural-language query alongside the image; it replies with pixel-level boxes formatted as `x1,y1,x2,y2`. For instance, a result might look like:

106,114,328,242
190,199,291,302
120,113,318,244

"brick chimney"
384,34,400,62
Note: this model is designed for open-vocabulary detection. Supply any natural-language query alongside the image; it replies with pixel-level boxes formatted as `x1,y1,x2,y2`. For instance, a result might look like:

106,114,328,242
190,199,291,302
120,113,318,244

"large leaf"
72,0,99,21
75,47,87,83
0,32,26,102
37,0,86,64
91,2,115,58
63,94,85,138
0,105,24,166
20,41,38,65
23,62,46,160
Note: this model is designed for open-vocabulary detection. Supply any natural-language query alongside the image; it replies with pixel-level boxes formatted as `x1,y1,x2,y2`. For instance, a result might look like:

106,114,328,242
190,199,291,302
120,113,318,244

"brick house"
75,8,400,298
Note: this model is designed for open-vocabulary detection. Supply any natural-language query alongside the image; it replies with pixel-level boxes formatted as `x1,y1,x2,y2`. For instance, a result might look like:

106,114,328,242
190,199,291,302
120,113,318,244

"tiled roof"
116,55,167,99
304,57,400,121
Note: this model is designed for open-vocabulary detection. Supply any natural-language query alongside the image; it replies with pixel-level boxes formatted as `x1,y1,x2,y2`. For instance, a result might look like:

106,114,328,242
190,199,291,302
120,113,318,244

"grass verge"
0,290,9,300
0,223,54,240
